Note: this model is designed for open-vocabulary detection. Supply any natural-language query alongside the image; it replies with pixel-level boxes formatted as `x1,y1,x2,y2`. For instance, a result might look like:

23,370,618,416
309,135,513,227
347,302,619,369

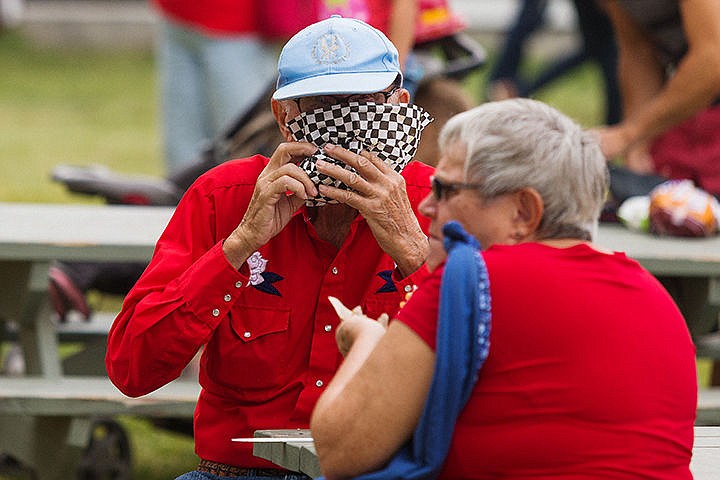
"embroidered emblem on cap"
313,33,349,64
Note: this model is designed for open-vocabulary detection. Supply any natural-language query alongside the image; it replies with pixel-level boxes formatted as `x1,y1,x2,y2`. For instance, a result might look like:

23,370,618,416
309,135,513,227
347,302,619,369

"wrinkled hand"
316,144,428,276
223,142,318,268
329,296,388,357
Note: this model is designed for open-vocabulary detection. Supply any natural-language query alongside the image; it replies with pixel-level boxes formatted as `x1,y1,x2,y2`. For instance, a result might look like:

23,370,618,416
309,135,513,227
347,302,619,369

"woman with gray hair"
311,99,696,479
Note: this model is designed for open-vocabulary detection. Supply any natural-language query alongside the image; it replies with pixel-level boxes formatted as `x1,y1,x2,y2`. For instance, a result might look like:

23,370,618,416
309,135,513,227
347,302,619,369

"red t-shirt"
397,242,696,479
153,0,257,35
106,155,432,467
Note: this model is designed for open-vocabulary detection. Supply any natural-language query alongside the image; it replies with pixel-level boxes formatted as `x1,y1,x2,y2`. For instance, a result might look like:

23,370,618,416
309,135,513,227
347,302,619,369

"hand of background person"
623,142,655,174
316,144,429,277
329,296,388,357
223,141,319,268
593,126,655,174
594,124,633,161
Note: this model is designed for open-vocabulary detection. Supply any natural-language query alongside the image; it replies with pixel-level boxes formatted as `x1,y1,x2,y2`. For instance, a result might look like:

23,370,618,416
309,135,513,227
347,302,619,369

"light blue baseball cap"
272,15,403,101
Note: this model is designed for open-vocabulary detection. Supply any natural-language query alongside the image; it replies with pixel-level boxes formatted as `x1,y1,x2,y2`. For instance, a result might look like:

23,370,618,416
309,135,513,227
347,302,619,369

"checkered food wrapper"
287,102,433,206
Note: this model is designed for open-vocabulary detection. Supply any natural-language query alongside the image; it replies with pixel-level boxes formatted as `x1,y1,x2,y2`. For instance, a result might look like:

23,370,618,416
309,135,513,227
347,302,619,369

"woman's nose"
418,191,436,219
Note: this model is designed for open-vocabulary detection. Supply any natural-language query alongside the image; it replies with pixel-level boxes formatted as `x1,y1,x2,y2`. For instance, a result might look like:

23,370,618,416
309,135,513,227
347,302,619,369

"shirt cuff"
180,241,250,327
392,263,429,297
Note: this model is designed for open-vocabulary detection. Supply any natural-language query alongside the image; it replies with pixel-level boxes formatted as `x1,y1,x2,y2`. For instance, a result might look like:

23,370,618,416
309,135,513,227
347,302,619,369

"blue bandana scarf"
319,221,491,480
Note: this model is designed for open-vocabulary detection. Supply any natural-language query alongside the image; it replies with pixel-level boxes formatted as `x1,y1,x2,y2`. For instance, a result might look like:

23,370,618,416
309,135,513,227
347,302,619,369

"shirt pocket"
208,304,293,393
230,304,290,343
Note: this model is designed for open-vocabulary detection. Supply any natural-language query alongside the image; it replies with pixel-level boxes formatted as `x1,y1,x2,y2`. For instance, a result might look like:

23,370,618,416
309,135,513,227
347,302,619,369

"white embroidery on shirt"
246,251,268,286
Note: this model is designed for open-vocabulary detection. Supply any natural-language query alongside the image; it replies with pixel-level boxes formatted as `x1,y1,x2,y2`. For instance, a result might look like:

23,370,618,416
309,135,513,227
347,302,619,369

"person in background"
596,0,720,198
153,0,277,173
486,0,620,125
311,99,696,480
106,16,434,480
596,0,720,386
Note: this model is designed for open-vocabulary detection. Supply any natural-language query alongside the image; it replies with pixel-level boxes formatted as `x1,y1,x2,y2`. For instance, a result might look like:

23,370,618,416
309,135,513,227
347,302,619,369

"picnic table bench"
0,202,177,479
0,376,199,479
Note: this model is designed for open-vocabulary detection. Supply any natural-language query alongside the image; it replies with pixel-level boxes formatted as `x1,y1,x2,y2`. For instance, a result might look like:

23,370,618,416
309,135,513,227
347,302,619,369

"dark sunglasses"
293,84,401,113
431,176,484,201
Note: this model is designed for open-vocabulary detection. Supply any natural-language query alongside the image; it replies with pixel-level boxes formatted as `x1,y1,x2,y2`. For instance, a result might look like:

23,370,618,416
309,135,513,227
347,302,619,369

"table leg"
658,276,712,337
0,415,89,480
15,262,62,377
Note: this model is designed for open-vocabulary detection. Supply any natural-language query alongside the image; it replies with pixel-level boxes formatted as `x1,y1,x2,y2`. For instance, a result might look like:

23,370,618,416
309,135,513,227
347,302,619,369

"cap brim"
272,71,399,101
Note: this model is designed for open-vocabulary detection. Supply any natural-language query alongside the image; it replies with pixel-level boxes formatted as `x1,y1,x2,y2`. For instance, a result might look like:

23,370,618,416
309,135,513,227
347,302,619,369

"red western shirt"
106,155,432,467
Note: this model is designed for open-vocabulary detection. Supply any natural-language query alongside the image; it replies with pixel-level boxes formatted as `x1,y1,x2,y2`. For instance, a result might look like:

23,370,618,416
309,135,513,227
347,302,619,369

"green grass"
0,30,161,204
463,53,607,128
117,417,198,479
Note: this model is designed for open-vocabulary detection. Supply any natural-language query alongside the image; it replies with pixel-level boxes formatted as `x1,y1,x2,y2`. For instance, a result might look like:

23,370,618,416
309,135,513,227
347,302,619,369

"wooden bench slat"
0,377,199,418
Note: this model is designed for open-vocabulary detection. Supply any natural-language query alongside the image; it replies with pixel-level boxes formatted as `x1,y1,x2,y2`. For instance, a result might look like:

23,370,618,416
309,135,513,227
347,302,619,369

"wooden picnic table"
0,202,174,377
595,224,720,345
0,202,177,479
253,427,720,479
1,202,720,477
595,223,720,277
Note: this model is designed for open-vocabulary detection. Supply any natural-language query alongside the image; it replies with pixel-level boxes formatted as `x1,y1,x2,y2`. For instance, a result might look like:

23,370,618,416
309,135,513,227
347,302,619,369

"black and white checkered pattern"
287,102,433,206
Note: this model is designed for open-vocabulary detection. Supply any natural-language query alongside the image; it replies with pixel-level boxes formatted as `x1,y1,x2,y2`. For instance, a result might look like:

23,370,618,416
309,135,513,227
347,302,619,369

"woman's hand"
329,296,388,356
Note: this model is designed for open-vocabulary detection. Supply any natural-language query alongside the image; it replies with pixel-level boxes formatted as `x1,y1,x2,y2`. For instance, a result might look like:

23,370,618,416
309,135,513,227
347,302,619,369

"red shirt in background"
153,0,257,35
397,242,696,479
106,156,432,467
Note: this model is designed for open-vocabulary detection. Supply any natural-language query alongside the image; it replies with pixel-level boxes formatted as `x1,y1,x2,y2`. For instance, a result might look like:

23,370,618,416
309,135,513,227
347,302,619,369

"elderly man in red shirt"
106,15,434,480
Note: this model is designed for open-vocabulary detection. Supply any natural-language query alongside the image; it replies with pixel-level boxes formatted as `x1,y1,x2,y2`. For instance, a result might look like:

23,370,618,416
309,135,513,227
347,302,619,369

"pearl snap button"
235,281,243,288
315,380,324,387
331,267,338,275
224,294,232,302
243,332,251,338
212,308,220,317
324,325,332,332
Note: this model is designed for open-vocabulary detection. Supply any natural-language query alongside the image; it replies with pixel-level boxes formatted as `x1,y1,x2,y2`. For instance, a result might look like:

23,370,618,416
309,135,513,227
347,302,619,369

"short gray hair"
438,99,609,241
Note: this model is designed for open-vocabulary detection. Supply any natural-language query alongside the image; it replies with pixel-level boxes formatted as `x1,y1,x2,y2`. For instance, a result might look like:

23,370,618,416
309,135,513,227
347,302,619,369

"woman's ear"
513,187,544,237
271,99,296,142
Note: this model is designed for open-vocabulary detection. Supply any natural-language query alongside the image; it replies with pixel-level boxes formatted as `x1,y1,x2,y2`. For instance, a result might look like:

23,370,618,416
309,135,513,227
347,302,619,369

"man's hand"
316,144,429,277
223,142,318,269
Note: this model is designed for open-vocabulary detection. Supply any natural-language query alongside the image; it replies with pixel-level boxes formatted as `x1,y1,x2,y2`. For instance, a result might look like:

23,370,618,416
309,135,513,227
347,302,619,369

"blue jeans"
157,18,277,173
175,470,311,480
